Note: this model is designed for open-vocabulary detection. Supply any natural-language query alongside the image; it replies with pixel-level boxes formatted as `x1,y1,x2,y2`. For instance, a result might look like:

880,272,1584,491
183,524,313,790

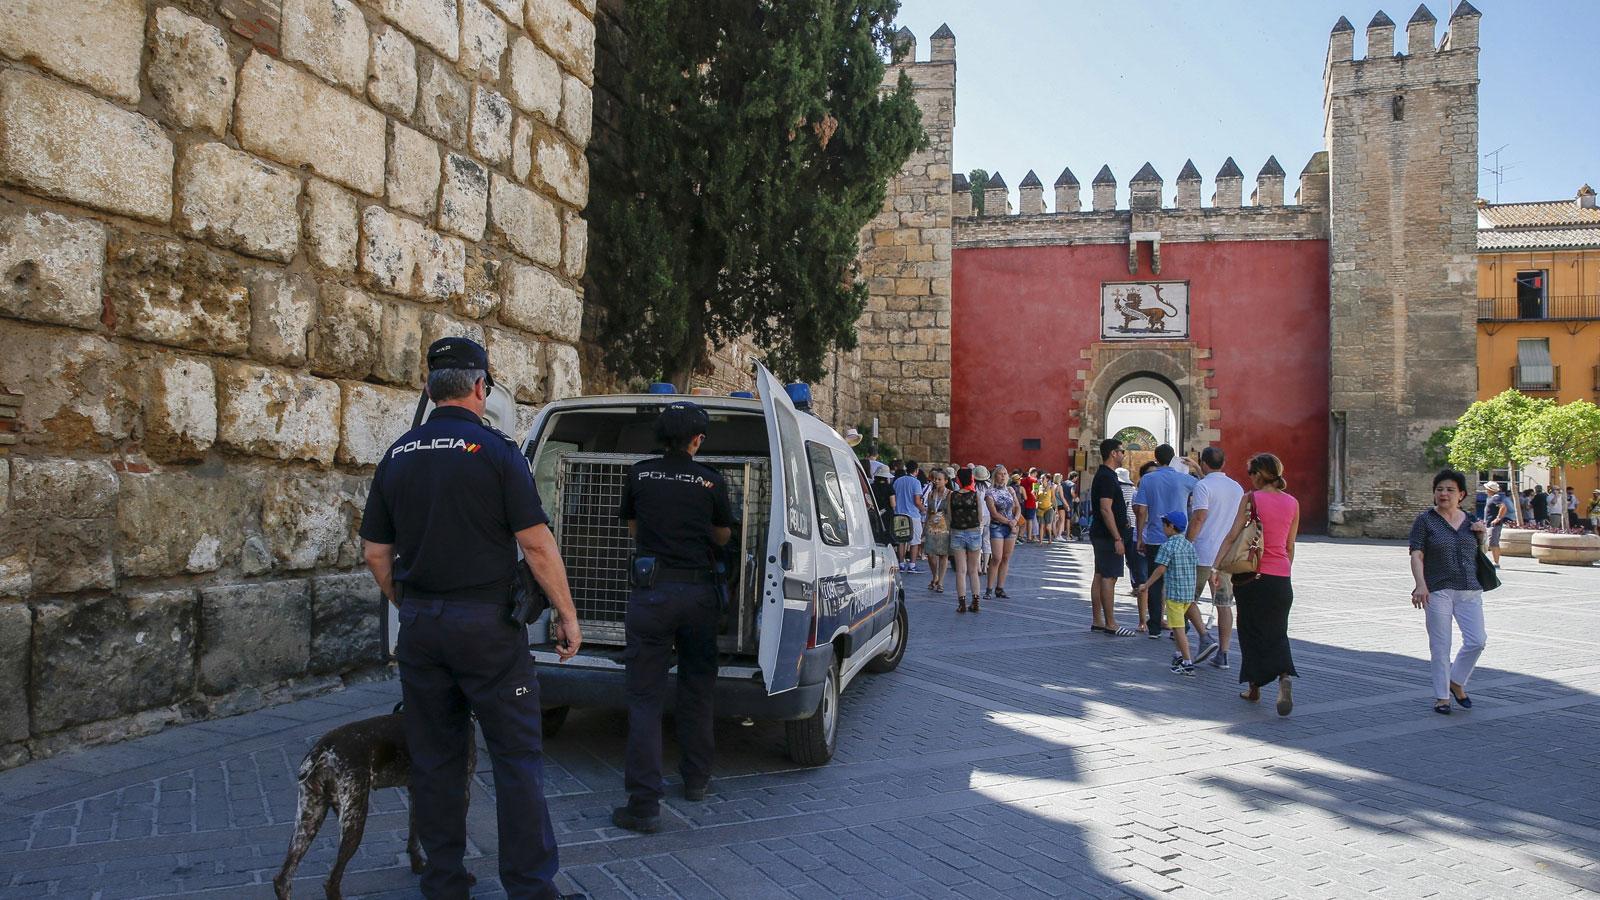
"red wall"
950,239,1331,531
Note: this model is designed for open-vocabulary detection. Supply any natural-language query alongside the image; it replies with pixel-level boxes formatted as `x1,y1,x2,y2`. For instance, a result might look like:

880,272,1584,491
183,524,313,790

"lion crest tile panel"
1102,282,1188,340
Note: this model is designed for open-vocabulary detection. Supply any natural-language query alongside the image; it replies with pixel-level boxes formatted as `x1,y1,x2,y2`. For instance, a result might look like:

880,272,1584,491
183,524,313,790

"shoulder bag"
1216,492,1263,575
1474,529,1500,592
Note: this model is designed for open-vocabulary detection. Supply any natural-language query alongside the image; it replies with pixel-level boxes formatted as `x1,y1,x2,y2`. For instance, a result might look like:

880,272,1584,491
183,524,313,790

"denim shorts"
951,528,984,552
989,523,1014,540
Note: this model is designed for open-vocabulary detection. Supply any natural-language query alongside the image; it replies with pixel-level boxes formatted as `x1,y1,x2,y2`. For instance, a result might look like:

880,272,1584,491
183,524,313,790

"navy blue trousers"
397,597,558,899
623,582,719,815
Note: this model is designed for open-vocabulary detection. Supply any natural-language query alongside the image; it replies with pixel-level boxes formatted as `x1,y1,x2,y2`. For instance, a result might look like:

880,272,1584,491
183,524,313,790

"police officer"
610,401,734,833
360,337,583,899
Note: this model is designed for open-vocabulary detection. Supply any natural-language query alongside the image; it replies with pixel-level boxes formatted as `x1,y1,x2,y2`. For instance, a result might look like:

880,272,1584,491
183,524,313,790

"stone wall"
0,0,596,767
853,27,954,465
1324,6,1480,538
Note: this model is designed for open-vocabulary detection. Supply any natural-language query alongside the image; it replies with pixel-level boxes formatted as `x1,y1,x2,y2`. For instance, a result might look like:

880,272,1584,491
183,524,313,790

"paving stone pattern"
1,539,1597,898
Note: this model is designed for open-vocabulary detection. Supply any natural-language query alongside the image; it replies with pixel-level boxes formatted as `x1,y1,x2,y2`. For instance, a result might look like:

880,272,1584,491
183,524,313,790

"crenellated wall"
0,0,596,767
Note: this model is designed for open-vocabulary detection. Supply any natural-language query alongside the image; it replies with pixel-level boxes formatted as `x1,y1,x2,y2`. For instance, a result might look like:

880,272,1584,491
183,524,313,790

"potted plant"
1515,400,1600,567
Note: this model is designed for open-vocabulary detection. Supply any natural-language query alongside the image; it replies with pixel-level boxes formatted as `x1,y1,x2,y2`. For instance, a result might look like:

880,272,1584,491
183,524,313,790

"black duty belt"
657,566,715,584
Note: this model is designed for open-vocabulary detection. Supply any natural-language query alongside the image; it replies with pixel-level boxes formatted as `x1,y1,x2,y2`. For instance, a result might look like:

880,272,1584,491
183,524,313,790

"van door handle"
781,541,793,571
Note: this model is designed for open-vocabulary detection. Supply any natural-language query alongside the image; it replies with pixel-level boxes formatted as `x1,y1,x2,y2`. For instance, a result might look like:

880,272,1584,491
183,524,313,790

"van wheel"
866,600,908,674
541,705,570,738
785,656,838,766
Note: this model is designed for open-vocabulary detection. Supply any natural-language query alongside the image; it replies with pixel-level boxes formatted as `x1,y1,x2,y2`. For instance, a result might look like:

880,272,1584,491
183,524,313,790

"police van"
508,362,909,765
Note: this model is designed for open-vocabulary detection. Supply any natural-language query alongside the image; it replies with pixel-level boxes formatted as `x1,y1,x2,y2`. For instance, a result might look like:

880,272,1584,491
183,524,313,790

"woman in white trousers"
1408,469,1489,715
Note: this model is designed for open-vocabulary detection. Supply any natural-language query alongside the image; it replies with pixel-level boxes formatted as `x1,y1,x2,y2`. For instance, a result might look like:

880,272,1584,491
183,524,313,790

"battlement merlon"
1325,5,1479,94
1018,170,1046,215
883,24,956,69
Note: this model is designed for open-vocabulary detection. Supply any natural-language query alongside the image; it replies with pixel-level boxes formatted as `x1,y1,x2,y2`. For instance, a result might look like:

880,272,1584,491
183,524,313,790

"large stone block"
248,270,317,366
10,457,118,518
507,35,562,122
525,0,595,83
562,209,587,278
31,592,196,733
0,0,144,103
0,72,173,223
375,300,425,385
261,472,365,569
0,603,27,741
34,517,116,593
438,152,488,240
235,52,386,196
0,209,105,330
457,246,503,319
422,311,485,351
216,362,342,465
416,54,469,146
339,381,415,465
177,143,302,262
531,124,587,207
368,24,418,118
544,341,581,401
106,231,251,355
512,115,533,181
312,286,383,378
501,262,581,341
116,466,262,577
199,580,311,693
559,73,592,146
388,123,441,218
142,354,217,463
360,206,465,301
281,0,370,91
470,86,513,164
459,0,506,80
149,7,235,136
486,327,544,403
0,325,133,451
305,179,359,271
489,175,560,266
380,0,460,61
311,574,384,674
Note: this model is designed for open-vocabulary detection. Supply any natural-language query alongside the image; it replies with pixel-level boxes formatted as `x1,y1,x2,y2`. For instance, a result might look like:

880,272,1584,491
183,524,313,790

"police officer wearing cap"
609,400,734,833
360,337,584,899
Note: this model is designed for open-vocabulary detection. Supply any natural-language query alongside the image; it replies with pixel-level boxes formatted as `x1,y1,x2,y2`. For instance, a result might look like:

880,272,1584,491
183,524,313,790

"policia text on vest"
360,337,583,899
609,401,735,834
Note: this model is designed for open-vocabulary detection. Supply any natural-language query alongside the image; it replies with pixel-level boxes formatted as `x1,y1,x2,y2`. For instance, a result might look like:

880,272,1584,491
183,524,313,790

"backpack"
949,489,982,531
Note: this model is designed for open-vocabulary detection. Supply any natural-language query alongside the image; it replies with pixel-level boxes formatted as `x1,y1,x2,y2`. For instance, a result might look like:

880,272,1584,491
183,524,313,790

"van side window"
773,400,813,539
805,442,850,547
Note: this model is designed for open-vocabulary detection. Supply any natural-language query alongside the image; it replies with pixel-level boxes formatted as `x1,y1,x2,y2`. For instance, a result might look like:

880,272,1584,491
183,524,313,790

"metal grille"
551,453,769,648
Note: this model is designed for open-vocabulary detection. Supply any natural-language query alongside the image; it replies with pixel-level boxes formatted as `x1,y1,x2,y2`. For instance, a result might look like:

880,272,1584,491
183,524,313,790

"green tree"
1448,389,1552,523
967,168,988,215
587,0,925,388
1423,425,1456,470
1513,400,1600,527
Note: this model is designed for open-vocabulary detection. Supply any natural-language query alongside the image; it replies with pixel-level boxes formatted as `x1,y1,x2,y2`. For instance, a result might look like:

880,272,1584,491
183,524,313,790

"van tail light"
806,601,818,649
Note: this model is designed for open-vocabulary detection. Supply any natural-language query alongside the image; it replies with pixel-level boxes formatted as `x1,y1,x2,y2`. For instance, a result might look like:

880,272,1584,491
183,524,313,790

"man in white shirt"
1187,446,1245,670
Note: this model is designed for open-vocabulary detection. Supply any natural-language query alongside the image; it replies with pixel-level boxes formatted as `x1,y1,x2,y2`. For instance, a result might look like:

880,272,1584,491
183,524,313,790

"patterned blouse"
989,485,1017,521
1408,508,1480,592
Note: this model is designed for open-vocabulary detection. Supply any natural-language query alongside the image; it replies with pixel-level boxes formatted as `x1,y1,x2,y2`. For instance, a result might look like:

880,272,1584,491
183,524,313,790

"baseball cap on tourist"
1161,510,1188,532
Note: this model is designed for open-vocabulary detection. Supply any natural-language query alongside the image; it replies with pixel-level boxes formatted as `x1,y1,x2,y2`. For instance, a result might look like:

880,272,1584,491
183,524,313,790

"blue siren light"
784,383,812,410
646,382,677,395
730,391,755,399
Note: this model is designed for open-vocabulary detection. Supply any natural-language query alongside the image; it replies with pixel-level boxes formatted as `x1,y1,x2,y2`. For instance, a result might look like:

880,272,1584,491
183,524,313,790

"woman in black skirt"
1216,453,1301,716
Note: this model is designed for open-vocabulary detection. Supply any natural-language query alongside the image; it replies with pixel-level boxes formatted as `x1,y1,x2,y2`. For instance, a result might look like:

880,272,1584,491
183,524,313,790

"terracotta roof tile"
1478,227,1600,252
1478,200,1600,228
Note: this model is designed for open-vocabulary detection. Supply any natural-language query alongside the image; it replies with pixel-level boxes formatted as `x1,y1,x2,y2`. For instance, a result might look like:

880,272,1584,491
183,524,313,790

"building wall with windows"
1476,188,1600,500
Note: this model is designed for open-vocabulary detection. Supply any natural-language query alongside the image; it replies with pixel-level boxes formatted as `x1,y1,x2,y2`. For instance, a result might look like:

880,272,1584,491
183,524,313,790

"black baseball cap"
655,401,711,443
426,337,493,388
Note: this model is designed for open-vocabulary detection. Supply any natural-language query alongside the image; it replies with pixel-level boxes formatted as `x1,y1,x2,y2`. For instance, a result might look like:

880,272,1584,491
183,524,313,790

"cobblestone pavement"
3,538,1599,899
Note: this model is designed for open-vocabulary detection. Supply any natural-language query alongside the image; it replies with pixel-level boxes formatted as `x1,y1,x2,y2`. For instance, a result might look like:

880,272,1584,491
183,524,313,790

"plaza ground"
2,538,1598,898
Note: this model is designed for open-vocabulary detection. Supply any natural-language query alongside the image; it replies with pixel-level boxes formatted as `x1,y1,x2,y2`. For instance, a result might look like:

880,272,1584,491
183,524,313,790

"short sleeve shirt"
1019,476,1038,509
1089,465,1126,540
618,451,734,571
1190,472,1246,566
1155,536,1199,602
1132,467,1197,546
1484,494,1511,524
1408,508,1480,592
893,474,924,521
360,406,547,595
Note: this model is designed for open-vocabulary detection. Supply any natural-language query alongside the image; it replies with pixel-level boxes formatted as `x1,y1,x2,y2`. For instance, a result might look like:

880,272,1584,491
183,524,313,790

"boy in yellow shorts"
1138,512,1202,676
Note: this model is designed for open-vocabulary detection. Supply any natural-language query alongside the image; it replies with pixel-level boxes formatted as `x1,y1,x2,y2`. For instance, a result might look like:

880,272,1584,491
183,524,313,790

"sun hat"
973,465,991,481
1115,466,1132,484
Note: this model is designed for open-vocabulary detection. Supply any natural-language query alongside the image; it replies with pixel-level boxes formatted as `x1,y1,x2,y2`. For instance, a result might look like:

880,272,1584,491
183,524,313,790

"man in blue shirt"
893,461,927,573
1132,444,1196,637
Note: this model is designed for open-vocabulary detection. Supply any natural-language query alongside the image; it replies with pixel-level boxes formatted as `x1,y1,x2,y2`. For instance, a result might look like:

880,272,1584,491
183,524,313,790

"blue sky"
891,1,1597,207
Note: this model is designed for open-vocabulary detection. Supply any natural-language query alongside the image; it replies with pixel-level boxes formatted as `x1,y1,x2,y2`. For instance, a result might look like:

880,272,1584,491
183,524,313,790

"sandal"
1239,686,1260,702
957,597,968,613
1111,626,1137,637
1433,701,1452,715
970,598,980,613
1276,676,1294,717
1089,625,1110,634
1450,683,1473,708
994,588,1009,599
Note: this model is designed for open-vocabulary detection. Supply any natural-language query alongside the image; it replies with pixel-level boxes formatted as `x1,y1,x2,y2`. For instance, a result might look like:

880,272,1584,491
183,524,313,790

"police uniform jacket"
618,451,734,572
360,406,547,600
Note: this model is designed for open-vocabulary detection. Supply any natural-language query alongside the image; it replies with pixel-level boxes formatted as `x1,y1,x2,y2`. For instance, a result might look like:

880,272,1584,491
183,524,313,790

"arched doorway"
1105,375,1182,453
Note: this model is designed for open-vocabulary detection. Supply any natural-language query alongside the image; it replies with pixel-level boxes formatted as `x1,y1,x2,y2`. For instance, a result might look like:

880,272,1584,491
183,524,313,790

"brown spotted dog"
273,706,477,900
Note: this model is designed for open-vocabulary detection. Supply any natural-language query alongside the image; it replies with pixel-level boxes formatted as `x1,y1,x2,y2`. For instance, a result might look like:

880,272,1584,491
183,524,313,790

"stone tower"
1324,3,1481,537
854,25,955,463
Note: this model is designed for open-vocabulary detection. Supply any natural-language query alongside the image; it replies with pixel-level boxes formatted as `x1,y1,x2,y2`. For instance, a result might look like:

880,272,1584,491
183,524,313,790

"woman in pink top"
1216,453,1301,716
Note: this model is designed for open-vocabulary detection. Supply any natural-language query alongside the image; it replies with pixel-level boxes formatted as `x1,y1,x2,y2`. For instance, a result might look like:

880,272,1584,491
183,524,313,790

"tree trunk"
666,307,707,395
1508,458,1523,525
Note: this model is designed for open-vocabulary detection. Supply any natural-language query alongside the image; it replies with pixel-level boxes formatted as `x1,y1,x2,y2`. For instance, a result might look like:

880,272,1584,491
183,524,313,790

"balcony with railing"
1478,295,1600,322
1512,365,1560,392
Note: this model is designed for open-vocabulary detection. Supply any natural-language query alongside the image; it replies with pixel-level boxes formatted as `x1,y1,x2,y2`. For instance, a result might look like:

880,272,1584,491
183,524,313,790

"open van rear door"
755,362,816,693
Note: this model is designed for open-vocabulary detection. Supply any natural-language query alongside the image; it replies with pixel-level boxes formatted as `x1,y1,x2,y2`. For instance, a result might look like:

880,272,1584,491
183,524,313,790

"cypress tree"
588,0,924,386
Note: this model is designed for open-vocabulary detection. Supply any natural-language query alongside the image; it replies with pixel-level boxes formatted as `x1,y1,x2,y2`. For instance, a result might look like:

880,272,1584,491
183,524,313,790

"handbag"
1217,492,1263,575
1475,548,1500,592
